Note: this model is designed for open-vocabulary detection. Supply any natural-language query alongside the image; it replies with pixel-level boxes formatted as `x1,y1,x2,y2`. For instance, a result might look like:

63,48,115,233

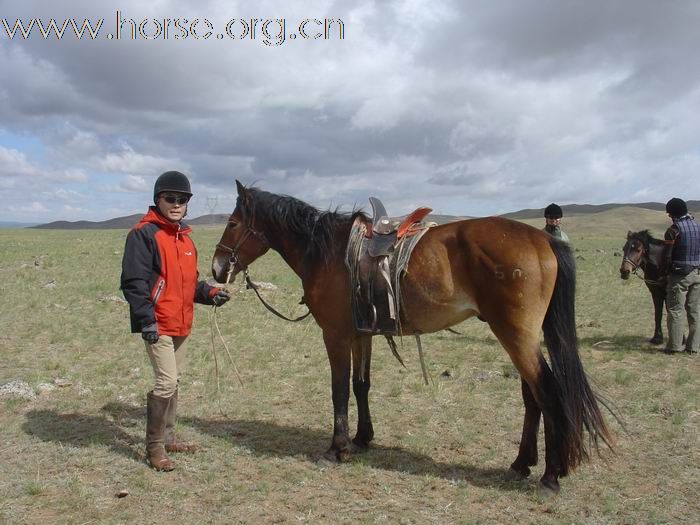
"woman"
120,170,231,471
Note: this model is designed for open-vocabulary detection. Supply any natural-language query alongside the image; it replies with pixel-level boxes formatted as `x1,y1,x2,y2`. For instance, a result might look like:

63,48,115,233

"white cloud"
9,201,49,213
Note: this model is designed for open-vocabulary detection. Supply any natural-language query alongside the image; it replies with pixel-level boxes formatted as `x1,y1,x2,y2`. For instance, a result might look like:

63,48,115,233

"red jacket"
120,207,218,336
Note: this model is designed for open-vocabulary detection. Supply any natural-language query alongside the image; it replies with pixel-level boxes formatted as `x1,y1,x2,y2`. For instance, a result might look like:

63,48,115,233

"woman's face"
157,192,189,222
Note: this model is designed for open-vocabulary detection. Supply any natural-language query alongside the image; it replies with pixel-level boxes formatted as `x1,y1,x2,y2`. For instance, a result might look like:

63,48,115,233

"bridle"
215,213,311,322
621,240,664,285
215,215,267,284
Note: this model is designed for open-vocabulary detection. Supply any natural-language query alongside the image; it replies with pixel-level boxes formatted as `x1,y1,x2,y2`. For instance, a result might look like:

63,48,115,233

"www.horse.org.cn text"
1,12,345,46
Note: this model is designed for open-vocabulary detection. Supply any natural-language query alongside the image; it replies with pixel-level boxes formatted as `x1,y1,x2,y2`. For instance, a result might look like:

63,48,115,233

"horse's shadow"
184,414,521,491
24,402,529,492
22,405,143,462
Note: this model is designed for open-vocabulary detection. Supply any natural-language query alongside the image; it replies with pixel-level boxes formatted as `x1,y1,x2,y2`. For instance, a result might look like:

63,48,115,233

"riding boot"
164,389,197,454
146,391,175,471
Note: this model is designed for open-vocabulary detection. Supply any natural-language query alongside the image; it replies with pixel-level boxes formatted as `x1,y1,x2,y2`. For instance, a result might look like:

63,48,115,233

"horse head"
619,230,647,280
211,180,270,283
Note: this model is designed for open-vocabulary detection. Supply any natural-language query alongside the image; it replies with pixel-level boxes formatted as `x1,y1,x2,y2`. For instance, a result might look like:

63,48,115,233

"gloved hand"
212,289,231,307
142,323,159,344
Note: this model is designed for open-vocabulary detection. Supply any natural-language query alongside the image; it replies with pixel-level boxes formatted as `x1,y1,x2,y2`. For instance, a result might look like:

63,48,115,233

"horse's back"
399,216,559,333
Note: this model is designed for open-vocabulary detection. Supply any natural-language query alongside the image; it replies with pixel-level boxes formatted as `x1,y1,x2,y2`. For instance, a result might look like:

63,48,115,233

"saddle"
345,197,432,336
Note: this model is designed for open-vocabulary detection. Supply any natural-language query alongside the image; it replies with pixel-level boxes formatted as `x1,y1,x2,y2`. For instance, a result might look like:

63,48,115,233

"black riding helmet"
153,171,193,203
544,203,563,219
665,197,687,218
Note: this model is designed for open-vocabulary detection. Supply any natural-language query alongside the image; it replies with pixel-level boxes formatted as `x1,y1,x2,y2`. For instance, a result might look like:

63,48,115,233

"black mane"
629,229,663,250
242,187,369,265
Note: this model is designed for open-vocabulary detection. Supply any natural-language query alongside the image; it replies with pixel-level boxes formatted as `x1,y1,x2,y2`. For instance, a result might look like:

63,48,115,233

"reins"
218,216,311,322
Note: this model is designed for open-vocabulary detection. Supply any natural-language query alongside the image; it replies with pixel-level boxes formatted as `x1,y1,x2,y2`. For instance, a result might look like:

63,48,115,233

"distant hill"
30,214,145,230
30,213,230,230
517,206,675,238
502,201,700,220
26,201,700,230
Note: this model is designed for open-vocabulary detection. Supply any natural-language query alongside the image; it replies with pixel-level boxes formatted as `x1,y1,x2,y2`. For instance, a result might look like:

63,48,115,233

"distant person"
543,203,570,242
120,171,232,471
662,197,700,355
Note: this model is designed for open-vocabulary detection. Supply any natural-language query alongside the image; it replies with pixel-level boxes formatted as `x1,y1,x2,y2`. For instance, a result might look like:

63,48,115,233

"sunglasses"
161,195,189,205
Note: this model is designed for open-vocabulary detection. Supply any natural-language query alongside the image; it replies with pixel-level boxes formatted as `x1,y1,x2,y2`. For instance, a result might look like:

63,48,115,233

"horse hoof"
505,467,529,481
351,437,371,452
649,337,663,345
536,480,560,499
322,448,350,463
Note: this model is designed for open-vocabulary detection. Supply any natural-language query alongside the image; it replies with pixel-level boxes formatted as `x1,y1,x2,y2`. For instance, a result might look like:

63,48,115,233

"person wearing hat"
543,203,569,242
662,197,700,355
120,171,232,470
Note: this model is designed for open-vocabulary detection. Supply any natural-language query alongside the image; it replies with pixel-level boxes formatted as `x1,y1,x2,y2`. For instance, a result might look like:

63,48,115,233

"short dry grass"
0,224,698,524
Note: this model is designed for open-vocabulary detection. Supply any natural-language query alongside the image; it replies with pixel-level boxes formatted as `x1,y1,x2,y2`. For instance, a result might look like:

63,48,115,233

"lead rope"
207,262,245,396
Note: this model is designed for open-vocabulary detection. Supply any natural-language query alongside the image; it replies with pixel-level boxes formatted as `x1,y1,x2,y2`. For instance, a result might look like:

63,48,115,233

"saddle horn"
369,197,393,235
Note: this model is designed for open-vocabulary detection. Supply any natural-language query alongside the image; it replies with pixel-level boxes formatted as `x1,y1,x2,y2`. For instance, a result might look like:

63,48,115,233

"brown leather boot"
146,391,175,471
164,389,197,454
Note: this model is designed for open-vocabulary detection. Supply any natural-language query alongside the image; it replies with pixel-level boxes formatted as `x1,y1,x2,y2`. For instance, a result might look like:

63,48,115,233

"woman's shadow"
23,402,146,462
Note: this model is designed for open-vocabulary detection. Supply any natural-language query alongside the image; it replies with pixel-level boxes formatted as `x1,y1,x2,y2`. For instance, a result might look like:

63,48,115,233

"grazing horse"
619,230,667,344
211,182,613,496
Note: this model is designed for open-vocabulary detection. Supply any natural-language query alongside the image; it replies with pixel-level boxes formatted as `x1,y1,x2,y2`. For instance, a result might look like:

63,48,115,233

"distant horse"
619,230,667,344
211,181,613,496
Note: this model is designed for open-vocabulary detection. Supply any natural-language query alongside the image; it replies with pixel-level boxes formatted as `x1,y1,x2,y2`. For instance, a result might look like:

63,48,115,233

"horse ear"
627,230,632,239
235,180,249,204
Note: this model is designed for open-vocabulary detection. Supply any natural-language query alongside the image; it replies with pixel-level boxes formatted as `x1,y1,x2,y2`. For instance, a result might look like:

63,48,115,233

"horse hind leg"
506,377,541,481
351,335,374,450
489,323,566,496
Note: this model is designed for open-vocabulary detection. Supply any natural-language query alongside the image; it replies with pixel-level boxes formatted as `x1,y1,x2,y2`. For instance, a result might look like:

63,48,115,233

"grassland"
0,211,698,524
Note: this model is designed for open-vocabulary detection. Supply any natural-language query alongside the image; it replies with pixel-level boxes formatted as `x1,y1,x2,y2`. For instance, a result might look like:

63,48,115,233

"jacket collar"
137,206,192,235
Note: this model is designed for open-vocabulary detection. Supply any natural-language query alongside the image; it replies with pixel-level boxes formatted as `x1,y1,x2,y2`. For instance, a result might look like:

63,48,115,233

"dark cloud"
1,0,699,221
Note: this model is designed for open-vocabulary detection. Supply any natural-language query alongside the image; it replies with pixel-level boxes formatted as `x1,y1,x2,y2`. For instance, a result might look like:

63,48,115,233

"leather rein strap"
217,216,311,323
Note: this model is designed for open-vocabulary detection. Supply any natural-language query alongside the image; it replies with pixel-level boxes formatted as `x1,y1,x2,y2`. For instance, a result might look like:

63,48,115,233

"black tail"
542,239,613,474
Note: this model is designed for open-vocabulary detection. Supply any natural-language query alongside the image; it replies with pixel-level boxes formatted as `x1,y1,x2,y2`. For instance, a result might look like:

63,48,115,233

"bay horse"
211,182,613,496
619,230,667,344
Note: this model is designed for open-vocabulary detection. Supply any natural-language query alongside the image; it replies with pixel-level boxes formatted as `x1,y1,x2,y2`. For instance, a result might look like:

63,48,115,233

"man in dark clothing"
543,203,570,242
662,197,700,355
121,171,231,470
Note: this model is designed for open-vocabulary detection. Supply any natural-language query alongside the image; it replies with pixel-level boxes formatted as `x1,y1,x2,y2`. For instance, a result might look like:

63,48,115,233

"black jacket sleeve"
121,227,157,331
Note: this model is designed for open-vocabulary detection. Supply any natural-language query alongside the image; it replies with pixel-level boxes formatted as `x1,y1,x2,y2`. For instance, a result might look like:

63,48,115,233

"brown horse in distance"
211,182,613,496
619,230,667,344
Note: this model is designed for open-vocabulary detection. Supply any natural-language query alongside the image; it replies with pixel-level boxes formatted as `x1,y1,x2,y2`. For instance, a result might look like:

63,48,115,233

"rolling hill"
25,201,699,234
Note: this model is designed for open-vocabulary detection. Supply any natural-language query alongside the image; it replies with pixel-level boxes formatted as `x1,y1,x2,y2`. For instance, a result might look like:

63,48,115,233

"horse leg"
351,336,374,450
506,378,541,481
489,322,565,496
323,332,353,462
650,287,665,344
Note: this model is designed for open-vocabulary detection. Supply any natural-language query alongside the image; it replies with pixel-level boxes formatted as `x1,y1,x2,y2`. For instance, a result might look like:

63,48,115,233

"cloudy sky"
1,0,699,223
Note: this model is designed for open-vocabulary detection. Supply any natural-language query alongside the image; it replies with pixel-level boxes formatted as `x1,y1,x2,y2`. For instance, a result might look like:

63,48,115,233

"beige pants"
144,335,188,397
666,269,700,353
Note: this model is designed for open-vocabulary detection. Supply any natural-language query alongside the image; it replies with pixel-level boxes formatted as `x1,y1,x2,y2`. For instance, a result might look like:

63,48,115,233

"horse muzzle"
619,269,631,280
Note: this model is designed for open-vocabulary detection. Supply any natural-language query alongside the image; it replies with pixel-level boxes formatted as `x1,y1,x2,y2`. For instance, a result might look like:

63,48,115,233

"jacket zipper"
152,279,165,305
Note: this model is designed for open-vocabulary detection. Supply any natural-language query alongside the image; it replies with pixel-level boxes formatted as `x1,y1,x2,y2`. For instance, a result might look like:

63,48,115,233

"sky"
1,0,699,223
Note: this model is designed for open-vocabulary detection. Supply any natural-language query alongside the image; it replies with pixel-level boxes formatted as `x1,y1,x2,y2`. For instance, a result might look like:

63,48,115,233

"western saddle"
345,197,433,336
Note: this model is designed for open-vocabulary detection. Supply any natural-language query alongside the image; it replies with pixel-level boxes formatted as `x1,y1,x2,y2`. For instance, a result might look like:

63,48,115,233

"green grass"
0,225,699,524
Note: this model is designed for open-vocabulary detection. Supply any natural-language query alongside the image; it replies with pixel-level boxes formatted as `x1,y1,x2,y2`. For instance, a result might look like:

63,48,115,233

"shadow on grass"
28,402,535,492
182,415,527,492
579,334,664,354
22,407,142,463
